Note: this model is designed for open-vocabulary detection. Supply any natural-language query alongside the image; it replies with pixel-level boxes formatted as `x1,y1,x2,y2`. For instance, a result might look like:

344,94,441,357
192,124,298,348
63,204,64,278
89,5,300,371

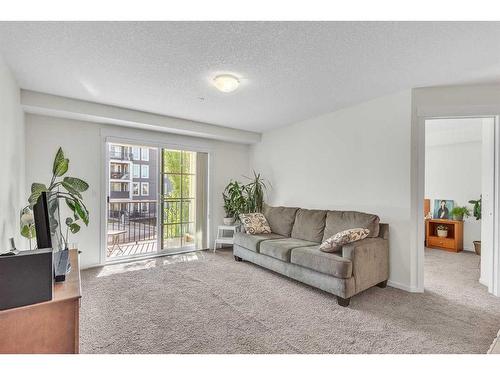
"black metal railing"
110,171,130,180
110,150,134,161
107,200,157,245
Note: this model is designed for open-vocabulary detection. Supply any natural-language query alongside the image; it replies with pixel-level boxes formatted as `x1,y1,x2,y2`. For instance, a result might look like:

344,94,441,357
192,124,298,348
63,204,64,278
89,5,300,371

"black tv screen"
33,192,65,251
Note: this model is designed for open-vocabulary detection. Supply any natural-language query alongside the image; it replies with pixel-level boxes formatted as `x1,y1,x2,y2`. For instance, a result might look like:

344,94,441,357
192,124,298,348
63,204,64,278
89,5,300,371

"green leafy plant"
468,196,481,220
222,171,269,219
222,181,247,219
243,171,268,213
21,147,90,249
436,224,448,231
450,206,470,220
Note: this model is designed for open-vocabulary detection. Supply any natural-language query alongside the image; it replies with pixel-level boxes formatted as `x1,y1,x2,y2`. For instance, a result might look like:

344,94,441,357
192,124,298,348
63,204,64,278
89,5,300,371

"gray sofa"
233,205,389,307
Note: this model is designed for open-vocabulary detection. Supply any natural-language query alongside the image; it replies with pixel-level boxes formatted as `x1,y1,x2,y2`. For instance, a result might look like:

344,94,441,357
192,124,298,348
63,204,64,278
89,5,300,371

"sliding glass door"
104,142,208,261
160,149,208,252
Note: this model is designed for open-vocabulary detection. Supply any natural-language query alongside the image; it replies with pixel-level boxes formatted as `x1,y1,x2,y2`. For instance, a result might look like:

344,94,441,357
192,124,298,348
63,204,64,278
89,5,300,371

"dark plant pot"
452,214,464,221
473,241,481,256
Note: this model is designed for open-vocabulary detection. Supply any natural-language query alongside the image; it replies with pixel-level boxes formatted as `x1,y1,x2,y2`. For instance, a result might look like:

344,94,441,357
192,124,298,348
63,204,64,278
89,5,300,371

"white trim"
100,130,214,266
412,107,500,296
387,280,421,293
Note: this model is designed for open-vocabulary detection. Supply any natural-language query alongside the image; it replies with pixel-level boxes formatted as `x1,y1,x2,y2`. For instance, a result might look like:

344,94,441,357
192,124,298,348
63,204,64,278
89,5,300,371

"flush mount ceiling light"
212,74,240,93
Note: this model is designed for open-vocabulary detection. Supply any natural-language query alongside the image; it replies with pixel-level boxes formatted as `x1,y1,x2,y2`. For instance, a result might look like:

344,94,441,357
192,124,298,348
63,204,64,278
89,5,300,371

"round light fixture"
212,74,240,93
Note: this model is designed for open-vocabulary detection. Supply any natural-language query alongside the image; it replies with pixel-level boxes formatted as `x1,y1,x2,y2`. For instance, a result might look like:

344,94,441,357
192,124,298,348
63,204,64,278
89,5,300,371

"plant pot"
437,229,448,238
473,240,481,256
223,217,235,225
452,214,464,221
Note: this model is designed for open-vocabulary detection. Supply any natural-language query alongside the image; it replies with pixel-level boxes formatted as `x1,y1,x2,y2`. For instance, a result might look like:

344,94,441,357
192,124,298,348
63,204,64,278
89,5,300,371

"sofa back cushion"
291,209,327,243
263,204,299,237
322,211,380,242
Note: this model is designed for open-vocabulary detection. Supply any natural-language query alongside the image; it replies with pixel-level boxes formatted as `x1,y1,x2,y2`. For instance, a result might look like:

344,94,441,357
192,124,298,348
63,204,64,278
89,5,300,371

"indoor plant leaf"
69,222,81,234
52,147,65,175
61,181,83,199
63,177,89,192
53,158,69,177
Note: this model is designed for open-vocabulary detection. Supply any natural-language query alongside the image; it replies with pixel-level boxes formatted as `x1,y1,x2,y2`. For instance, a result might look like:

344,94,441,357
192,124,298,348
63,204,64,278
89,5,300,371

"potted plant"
468,196,482,255
222,180,246,225
20,147,90,250
436,224,448,238
243,171,269,213
222,171,269,225
450,206,470,221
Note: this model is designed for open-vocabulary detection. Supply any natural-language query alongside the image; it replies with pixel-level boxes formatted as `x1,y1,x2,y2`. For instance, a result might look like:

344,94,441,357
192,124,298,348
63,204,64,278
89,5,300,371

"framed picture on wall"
433,199,454,219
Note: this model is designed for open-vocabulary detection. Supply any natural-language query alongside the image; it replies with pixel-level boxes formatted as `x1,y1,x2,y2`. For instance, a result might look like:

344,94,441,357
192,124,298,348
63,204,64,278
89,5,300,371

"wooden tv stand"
425,219,463,252
0,249,81,353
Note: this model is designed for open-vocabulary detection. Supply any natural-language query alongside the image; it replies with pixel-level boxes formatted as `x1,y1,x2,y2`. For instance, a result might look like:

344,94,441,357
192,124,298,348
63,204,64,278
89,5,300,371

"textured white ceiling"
2,22,500,132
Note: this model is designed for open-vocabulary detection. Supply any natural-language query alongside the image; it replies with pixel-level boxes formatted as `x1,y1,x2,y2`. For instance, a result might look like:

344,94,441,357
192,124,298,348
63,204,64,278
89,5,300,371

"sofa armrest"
342,237,389,293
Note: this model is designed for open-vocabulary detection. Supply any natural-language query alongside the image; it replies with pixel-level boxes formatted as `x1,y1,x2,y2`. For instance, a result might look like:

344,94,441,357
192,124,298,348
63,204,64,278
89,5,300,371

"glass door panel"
105,142,159,260
161,149,201,252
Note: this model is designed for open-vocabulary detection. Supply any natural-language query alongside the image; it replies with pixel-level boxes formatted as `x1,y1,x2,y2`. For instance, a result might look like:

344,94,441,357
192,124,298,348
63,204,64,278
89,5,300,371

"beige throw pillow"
319,228,370,253
239,213,272,234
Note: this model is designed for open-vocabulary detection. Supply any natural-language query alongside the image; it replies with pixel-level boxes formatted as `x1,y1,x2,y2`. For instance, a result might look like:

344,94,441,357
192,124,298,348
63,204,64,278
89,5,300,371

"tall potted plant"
222,171,269,224
468,196,482,255
222,181,246,225
20,147,90,250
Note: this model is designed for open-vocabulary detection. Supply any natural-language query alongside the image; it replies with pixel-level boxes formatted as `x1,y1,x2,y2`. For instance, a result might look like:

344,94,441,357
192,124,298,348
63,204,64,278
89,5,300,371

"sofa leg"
377,280,388,288
336,296,351,307
234,255,243,262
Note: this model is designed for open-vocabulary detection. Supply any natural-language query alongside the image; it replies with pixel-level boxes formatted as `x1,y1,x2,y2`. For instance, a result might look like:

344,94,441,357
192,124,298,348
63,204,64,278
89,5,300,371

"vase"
473,240,481,256
223,217,235,225
437,229,448,238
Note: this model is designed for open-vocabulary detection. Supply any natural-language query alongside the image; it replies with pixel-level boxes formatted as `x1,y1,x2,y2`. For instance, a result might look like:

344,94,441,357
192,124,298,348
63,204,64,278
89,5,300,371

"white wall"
25,114,250,268
425,139,482,251
0,56,25,251
250,90,413,290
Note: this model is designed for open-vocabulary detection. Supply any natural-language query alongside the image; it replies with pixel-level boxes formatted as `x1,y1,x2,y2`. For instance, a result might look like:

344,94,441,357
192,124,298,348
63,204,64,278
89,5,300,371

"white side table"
213,224,241,252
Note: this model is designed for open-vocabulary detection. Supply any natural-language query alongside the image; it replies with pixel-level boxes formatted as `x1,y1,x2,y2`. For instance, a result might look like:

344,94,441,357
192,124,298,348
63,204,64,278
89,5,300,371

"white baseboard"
387,279,423,293
479,277,488,287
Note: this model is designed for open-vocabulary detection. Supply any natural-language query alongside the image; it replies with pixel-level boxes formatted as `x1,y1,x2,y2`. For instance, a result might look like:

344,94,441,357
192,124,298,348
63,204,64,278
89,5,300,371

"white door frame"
99,131,214,265
412,107,500,296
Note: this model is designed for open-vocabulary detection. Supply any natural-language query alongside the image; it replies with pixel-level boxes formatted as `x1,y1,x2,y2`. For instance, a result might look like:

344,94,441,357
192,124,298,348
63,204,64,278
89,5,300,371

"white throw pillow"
239,213,272,234
319,228,370,253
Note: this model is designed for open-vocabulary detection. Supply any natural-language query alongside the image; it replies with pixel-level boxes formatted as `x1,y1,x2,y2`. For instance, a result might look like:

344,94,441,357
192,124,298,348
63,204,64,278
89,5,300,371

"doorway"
422,117,496,291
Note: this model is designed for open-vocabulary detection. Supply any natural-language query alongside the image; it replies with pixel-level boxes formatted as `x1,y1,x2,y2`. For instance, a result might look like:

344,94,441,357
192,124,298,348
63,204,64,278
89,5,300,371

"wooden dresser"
425,219,464,252
0,249,81,354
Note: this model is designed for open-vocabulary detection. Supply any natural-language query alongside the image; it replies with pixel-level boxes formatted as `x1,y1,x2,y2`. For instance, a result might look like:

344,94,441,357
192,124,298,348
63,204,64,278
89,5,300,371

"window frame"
141,164,149,179
141,182,149,196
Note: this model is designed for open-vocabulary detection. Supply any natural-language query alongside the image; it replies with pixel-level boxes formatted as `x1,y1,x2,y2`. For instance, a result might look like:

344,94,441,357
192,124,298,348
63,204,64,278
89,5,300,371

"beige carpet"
80,248,500,353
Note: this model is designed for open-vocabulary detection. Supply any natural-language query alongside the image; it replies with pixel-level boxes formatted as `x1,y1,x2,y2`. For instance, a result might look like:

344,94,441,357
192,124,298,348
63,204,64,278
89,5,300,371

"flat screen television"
33,191,65,252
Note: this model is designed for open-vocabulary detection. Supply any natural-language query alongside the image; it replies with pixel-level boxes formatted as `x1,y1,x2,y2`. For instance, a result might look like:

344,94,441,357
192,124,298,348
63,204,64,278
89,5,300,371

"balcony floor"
107,239,158,259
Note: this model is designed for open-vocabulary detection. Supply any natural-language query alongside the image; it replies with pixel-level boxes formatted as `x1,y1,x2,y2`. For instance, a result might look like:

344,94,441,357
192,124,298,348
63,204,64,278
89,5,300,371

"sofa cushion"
239,213,272,234
291,209,327,243
234,232,285,252
322,211,380,241
320,228,370,253
263,204,299,237
291,245,353,279
260,238,318,262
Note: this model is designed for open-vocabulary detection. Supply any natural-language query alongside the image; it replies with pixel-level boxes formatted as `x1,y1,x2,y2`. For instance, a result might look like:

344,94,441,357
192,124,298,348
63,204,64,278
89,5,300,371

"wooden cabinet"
0,249,81,353
425,219,463,252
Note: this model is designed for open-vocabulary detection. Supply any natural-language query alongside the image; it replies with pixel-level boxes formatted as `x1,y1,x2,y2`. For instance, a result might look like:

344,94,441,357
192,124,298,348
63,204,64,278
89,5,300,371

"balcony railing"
107,200,157,246
110,150,134,160
110,171,130,180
